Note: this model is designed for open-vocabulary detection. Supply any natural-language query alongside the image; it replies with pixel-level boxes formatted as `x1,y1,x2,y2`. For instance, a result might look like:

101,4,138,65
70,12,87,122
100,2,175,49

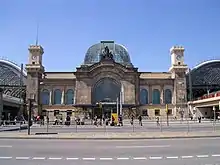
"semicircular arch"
91,77,121,104
188,60,220,86
0,59,27,98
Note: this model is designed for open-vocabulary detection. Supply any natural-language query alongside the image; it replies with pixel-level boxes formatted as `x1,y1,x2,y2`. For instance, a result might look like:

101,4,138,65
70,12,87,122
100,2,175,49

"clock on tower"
170,46,185,66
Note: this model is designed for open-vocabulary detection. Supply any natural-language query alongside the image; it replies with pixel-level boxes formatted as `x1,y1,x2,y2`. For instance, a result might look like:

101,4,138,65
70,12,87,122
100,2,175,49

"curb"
0,135,219,140
0,126,27,132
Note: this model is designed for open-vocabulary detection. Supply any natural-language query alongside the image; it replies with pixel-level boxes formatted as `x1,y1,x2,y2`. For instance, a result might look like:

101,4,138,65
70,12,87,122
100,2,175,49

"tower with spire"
25,25,44,116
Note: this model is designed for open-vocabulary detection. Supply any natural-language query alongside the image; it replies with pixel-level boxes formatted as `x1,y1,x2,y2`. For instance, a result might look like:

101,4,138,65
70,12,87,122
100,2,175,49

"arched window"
164,89,172,104
54,89,62,104
41,89,50,105
66,89,74,104
152,89,160,104
92,78,120,104
140,89,148,104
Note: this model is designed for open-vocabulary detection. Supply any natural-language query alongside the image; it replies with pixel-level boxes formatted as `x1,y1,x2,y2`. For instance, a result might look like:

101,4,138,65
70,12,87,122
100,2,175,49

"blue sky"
0,0,220,72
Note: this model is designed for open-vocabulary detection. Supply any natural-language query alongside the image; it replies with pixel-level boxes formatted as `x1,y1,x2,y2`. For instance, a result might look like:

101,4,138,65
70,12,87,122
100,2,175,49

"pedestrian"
156,117,160,126
138,115,142,126
130,115,134,125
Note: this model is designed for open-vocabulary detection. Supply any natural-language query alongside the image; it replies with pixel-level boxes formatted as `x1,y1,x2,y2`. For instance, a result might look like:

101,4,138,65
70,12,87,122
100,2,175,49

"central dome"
84,41,132,66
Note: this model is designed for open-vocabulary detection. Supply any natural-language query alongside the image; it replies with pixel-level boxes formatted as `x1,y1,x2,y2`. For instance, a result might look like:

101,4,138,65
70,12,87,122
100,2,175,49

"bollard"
187,118,190,133
104,120,106,133
19,122,21,132
132,121,134,132
46,120,49,133
75,121,78,133
160,117,162,132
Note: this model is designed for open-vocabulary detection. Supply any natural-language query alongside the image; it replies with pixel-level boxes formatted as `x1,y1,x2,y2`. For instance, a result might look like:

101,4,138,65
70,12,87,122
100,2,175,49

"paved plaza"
0,138,220,165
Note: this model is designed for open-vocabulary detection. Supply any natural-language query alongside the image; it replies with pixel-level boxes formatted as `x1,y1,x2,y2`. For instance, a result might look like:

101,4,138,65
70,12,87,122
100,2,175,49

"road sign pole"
28,99,32,135
166,104,169,126
213,106,216,131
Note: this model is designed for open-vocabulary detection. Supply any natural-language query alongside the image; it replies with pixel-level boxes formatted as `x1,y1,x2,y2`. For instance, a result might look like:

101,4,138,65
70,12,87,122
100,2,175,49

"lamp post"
213,106,216,131
166,104,169,126
27,93,35,135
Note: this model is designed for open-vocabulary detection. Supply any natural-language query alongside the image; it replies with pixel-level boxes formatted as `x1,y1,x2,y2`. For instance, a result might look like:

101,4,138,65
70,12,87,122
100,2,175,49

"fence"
1,118,220,134
25,117,220,134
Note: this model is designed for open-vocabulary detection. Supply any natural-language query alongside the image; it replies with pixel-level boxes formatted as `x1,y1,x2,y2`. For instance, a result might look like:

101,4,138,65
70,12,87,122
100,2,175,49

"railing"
196,91,220,100
2,94,23,104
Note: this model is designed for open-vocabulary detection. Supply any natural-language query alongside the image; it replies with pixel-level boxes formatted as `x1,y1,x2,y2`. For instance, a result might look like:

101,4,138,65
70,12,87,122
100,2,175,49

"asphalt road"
0,138,220,165
24,123,220,133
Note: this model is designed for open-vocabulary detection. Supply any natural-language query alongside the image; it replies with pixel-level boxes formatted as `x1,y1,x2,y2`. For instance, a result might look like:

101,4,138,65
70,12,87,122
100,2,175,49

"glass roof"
186,60,220,99
84,41,133,66
0,60,26,98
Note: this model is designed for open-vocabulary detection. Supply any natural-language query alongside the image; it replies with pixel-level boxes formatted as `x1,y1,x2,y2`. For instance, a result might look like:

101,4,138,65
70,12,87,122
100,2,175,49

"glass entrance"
93,102,117,119
92,77,121,119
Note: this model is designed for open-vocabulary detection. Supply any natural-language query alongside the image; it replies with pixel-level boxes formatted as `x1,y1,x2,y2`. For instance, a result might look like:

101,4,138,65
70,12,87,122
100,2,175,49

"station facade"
25,41,188,120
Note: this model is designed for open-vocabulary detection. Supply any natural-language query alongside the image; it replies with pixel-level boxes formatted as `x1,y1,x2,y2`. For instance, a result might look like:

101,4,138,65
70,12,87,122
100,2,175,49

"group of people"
130,115,143,126
93,114,124,126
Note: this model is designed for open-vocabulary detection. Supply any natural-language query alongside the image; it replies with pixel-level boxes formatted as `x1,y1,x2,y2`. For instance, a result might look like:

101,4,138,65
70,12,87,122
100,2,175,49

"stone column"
160,85,164,104
49,90,52,105
61,89,65,104
135,74,140,105
149,85,152,104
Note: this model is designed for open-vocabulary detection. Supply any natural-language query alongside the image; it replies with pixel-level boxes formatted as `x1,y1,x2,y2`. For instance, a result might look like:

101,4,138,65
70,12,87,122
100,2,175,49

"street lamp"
213,106,216,130
27,93,35,135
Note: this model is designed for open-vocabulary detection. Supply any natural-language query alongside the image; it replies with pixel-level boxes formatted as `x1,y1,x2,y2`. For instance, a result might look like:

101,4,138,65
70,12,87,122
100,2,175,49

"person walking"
138,115,143,126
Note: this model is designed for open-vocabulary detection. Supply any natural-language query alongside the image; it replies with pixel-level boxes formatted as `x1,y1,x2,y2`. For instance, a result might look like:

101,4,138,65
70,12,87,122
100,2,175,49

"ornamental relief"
140,79,174,86
89,62,132,73
91,71,122,87
90,68,124,79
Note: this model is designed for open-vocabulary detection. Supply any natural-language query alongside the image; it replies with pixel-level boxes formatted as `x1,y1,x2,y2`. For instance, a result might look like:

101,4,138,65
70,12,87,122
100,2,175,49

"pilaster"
149,85,152,104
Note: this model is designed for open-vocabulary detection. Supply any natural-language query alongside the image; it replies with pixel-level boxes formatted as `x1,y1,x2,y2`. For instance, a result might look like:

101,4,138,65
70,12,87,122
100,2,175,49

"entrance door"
93,107,102,119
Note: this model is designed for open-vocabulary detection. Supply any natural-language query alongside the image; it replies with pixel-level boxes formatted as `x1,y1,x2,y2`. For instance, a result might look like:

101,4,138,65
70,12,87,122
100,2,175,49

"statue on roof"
101,46,113,61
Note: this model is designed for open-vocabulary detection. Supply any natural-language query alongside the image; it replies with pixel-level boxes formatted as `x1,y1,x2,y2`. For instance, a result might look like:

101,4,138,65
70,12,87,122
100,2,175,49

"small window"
142,110,148,116
205,112,207,115
178,62,181,65
167,109,172,116
155,109,160,116
42,110,47,116
54,110,60,116
32,62,35,64
67,110,72,116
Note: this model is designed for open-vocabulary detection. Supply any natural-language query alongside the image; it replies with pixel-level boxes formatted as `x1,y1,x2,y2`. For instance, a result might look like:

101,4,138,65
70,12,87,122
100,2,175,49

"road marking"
149,156,162,160
197,155,209,158
133,157,147,160
83,158,96,160
66,157,79,160
0,145,12,148
117,157,130,160
1,154,220,161
16,157,30,160
32,157,45,160
48,157,62,160
181,156,194,159
100,157,113,160
0,156,12,159
212,154,220,157
116,145,170,149
166,156,178,159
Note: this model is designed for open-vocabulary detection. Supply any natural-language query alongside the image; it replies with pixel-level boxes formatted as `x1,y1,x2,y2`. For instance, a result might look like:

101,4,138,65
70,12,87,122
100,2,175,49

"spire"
35,22,39,45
